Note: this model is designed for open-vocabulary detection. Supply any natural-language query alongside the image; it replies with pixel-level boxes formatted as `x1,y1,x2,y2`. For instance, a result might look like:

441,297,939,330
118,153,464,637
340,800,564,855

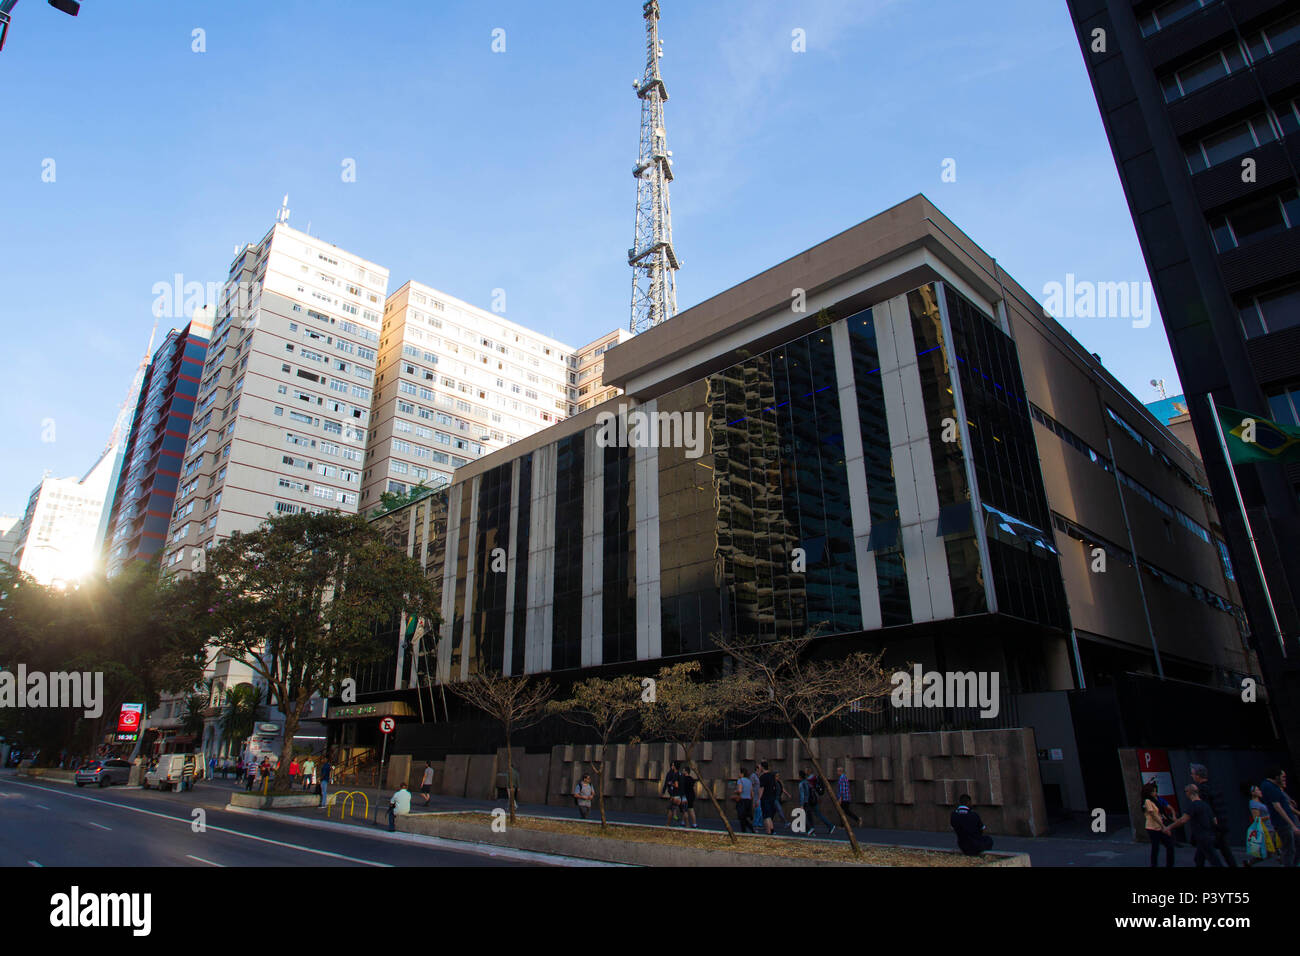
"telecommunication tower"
628,0,679,335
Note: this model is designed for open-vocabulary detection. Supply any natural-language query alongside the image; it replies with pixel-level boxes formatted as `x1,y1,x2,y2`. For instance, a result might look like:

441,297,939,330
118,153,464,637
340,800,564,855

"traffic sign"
379,716,396,735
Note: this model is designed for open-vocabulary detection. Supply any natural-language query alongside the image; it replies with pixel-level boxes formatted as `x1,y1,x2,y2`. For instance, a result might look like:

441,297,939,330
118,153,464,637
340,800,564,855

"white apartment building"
0,514,21,568
361,281,575,508
10,450,118,588
570,328,633,415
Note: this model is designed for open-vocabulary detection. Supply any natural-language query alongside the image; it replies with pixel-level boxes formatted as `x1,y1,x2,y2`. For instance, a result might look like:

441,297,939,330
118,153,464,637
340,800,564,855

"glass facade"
470,463,513,675
602,439,637,664
551,435,585,671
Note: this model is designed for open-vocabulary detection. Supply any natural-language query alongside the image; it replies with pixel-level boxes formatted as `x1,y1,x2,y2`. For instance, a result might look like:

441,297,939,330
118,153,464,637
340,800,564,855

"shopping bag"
1247,820,1267,860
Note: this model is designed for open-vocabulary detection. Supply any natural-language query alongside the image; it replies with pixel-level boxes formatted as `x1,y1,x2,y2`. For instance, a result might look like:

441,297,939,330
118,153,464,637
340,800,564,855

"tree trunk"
686,744,737,845
798,730,863,859
505,739,517,823
273,692,304,795
594,748,607,828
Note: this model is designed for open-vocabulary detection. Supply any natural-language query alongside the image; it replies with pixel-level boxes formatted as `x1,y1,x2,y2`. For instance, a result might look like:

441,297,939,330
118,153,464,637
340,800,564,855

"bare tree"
637,661,749,845
714,630,895,858
450,673,554,822
547,675,643,827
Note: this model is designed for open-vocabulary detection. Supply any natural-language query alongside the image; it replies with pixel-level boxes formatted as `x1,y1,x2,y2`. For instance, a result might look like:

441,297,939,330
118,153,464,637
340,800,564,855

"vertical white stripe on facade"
581,428,604,668
459,475,481,682
877,293,954,622
634,400,662,660
831,319,882,631
502,457,522,676
394,507,417,690
525,444,557,674
410,497,432,689
438,483,462,683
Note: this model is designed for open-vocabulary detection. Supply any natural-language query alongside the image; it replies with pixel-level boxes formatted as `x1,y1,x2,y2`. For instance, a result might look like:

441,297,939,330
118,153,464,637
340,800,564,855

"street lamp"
0,0,80,54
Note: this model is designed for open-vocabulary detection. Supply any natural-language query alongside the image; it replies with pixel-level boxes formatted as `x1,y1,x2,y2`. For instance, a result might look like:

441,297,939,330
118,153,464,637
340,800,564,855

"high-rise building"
0,514,23,568
1065,0,1300,758
361,281,574,510
160,221,388,575
103,310,212,577
571,328,634,415
11,451,119,587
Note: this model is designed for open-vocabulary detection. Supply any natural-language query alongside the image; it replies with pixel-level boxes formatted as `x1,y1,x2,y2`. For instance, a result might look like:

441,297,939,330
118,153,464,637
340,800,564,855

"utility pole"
627,0,679,335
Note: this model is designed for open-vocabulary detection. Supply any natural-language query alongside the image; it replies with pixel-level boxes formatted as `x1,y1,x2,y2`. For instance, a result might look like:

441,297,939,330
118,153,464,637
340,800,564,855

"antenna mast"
628,0,679,335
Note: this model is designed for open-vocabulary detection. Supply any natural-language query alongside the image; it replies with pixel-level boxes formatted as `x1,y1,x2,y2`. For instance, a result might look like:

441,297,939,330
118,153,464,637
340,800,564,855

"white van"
144,754,197,792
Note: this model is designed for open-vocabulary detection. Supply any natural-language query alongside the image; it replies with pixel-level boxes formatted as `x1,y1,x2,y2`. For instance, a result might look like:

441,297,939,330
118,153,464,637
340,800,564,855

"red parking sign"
379,717,396,735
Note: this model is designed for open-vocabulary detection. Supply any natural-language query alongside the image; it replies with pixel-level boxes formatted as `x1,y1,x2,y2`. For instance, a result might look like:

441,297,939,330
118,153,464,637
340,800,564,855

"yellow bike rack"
326,790,368,820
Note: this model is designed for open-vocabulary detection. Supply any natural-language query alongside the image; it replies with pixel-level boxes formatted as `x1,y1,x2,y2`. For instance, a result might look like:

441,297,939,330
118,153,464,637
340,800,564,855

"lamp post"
0,0,81,53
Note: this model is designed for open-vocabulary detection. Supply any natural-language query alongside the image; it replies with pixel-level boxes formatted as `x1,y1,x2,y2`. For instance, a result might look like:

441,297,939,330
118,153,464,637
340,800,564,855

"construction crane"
627,0,679,335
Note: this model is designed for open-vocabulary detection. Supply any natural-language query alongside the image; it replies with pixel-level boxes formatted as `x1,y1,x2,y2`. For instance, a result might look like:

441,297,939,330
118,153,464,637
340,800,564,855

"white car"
143,754,197,792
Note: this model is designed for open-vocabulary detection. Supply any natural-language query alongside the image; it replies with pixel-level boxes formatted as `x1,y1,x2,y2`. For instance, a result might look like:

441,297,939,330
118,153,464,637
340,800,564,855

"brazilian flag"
404,615,420,641
1217,405,1300,464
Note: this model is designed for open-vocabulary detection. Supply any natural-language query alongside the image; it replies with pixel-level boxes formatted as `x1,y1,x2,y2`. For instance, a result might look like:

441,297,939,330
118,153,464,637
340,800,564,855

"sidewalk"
264,781,1190,867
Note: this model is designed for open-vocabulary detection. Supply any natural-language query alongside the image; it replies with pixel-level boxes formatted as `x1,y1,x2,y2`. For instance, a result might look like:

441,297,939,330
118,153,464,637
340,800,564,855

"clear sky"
0,0,1183,516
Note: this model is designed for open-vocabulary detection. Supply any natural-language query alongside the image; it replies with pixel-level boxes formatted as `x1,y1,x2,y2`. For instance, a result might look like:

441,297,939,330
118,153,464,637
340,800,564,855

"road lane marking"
0,779,391,867
27,860,42,867
87,822,112,830
186,855,224,867
35,804,49,810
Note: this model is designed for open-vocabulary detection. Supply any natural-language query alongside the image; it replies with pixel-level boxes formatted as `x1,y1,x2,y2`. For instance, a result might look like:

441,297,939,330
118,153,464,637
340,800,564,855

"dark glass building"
103,312,212,576
1065,0,1300,758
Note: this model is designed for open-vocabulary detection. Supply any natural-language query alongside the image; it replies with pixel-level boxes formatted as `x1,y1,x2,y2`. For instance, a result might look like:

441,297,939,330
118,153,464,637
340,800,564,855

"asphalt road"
0,775,537,867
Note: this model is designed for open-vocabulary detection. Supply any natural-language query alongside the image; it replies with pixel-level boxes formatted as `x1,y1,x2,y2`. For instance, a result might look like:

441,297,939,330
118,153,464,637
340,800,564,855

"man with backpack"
799,768,835,836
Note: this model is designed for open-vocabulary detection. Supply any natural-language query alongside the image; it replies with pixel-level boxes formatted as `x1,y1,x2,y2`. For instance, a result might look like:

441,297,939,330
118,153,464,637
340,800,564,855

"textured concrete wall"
534,729,1045,836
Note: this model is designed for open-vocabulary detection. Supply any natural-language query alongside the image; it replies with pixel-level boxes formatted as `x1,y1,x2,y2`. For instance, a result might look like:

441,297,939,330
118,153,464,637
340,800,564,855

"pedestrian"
573,772,595,819
749,765,763,831
1141,780,1176,867
1168,784,1223,867
734,766,755,833
1259,768,1300,866
758,761,780,834
662,760,683,826
771,771,789,830
678,764,699,829
1189,764,1236,867
244,760,256,792
387,783,411,832
836,765,861,827
302,755,316,792
319,756,333,809
421,761,435,806
1247,783,1277,863
289,755,300,790
799,768,835,836
951,793,994,856
258,757,271,792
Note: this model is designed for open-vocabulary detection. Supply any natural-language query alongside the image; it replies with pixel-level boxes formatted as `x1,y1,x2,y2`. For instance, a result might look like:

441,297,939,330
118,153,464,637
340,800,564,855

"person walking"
420,761,435,806
662,761,683,827
1141,780,1176,867
387,783,411,832
734,766,755,833
1260,768,1300,866
301,756,316,792
289,756,300,791
758,761,780,834
1247,783,1277,863
258,757,271,793
573,773,595,819
244,759,257,792
1168,784,1223,867
836,766,861,828
951,794,994,856
749,766,763,832
799,768,835,836
1189,764,1236,867
319,756,333,809
771,771,789,830
678,764,699,829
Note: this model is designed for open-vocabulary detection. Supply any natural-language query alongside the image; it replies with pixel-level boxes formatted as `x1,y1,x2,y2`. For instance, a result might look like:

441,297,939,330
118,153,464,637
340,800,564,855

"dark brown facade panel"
1192,139,1294,211
1144,4,1234,71
1246,324,1300,384
1218,229,1300,292
1168,72,1260,137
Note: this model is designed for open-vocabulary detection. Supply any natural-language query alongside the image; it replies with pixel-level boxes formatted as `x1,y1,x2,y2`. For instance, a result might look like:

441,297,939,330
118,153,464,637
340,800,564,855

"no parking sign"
379,716,396,735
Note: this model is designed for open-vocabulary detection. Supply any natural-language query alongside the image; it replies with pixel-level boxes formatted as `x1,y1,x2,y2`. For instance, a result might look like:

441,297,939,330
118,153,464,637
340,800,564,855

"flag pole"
1206,393,1287,658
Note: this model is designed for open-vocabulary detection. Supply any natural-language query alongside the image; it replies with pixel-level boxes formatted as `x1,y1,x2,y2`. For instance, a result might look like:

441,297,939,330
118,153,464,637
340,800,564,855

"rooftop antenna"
1150,378,1168,399
627,0,679,335
276,194,290,224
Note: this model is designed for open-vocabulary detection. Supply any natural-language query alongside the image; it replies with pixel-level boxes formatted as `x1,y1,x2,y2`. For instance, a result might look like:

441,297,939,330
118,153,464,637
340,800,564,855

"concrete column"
582,428,605,668
634,400,662,660
459,475,481,682
502,457,522,676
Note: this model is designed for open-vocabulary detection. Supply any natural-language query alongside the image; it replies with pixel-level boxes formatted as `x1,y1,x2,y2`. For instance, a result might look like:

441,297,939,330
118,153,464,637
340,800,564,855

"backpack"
813,775,826,797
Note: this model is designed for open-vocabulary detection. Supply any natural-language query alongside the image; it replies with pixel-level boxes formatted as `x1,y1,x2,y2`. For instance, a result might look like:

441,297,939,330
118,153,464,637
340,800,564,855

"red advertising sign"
117,703,144,735
1137,747,1179,814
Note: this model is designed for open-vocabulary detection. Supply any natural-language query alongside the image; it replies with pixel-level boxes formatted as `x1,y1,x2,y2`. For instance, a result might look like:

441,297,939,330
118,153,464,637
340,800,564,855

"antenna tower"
628,0,679,334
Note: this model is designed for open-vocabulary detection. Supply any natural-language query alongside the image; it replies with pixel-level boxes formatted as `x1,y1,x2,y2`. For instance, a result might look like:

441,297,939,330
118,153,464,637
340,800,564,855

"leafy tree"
180,692,208,740
219,683,264,755
547,674,643,827
370,481,436,517
450,672,554,822
171,511,437,793
714,630,896,858
637,660,749,844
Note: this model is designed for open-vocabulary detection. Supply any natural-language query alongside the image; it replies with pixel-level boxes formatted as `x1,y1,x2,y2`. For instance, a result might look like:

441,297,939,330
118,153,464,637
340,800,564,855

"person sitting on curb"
951,794,994,856
388,784,412,832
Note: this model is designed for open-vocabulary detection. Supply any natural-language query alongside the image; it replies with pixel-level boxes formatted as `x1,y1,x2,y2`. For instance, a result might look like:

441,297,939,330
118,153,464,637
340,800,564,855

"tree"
171,511,437,793
547,674,643,827
714,630,896,858
370,481,435,517
449,672,554,823
180,692,207,740
219,683,264,757
637,660,748,844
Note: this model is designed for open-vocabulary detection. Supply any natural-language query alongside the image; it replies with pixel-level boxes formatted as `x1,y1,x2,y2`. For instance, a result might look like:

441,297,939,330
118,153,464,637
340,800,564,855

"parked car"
75,759,131,788
144,754,197,792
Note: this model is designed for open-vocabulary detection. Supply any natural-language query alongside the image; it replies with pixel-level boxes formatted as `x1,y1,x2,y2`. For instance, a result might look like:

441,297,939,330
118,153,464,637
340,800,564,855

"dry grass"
429,812,993,866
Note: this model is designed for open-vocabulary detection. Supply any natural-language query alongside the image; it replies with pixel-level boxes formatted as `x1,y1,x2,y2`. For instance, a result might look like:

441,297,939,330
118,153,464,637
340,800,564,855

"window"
1244,11,1300,62
1210,189,1299,252
1139,0,1214,37
1185,113,1278,174
1161,42,1247,102
1239,283,1300,338
1267,383,1300,427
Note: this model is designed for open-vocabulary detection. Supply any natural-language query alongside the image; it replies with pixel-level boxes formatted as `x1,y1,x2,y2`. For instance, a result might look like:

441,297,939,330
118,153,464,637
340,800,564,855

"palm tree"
180,693,207,739
219,683,263,756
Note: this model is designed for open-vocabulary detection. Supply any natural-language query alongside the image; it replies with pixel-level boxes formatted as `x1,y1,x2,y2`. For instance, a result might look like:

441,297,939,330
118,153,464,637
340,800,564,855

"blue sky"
0,0,1182,515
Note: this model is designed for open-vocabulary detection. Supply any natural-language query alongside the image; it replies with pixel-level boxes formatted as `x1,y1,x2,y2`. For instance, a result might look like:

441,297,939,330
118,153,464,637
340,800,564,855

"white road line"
87,822,112,830
27,860,42,867
186,854,224,867
35,804,49,810
0,779,391,867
